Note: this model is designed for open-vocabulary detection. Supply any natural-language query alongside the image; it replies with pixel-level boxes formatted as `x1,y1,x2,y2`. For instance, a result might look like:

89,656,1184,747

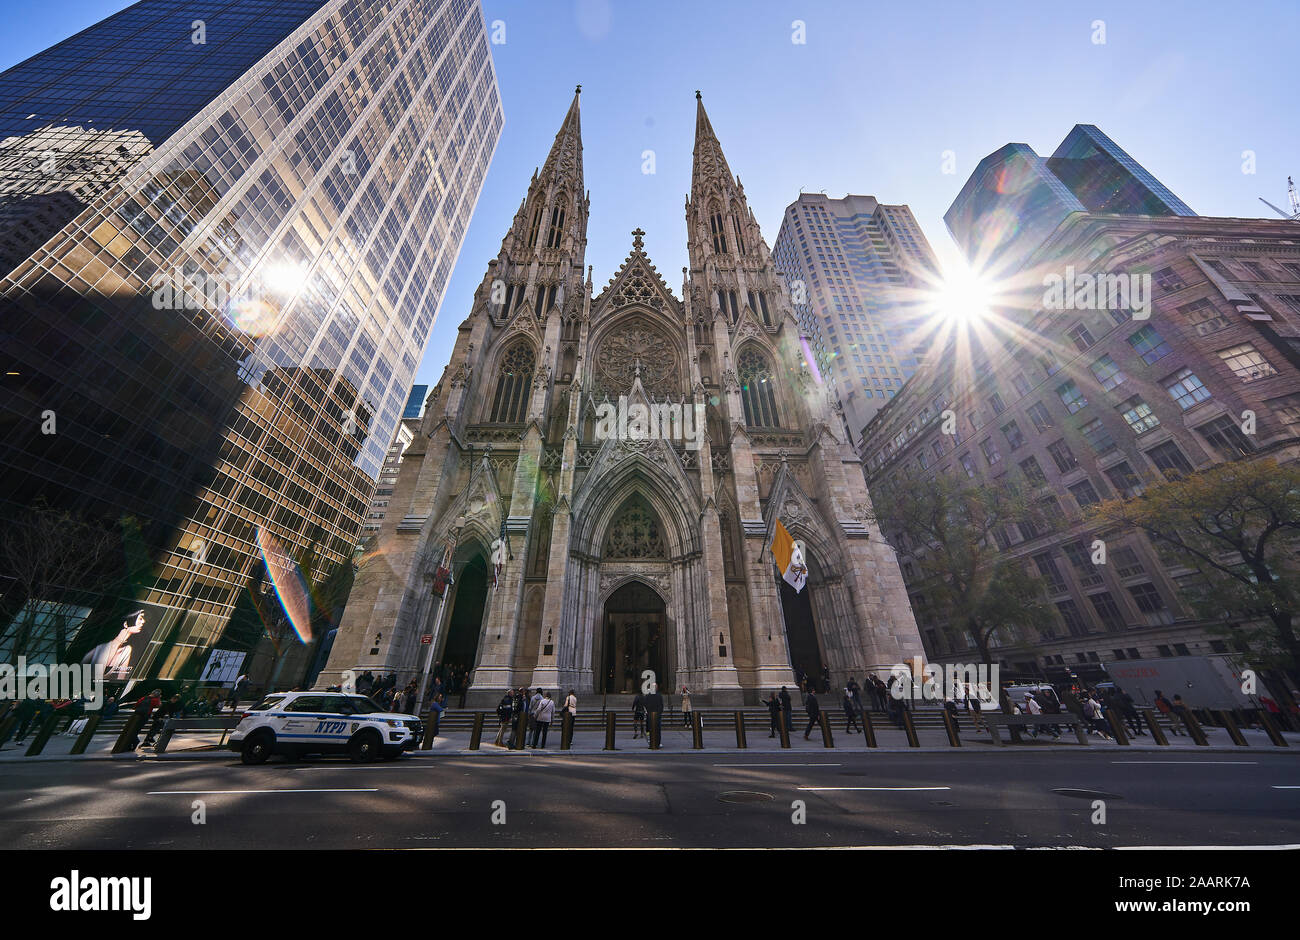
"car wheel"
241,730,274,765
349,729,382,763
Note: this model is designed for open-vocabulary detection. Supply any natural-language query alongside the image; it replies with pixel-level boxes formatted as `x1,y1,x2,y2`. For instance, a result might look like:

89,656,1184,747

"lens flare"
256,527,313,643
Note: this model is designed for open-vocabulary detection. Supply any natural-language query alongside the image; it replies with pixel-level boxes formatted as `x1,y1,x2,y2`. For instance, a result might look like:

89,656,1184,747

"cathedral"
320,89,924,705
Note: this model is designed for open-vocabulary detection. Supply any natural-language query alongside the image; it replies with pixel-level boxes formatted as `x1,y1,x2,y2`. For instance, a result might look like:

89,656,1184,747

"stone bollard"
468,712,485,750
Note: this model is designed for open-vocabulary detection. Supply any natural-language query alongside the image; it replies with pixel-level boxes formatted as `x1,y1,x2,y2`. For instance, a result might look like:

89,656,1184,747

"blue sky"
4,0,1297,390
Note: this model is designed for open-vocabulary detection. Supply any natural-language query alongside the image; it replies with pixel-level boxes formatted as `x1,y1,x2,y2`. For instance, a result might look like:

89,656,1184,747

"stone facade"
320,90,924,704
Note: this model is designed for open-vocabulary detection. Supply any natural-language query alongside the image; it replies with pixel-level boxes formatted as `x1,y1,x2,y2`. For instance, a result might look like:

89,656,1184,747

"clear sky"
4,0,1297,391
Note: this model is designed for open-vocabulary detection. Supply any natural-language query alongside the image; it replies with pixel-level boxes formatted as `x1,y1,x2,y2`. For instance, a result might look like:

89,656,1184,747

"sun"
932,262,997,327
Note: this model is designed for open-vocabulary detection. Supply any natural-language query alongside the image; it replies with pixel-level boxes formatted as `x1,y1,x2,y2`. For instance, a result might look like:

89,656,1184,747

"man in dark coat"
643,686,665,747
803,688,821,739
778,686,793,732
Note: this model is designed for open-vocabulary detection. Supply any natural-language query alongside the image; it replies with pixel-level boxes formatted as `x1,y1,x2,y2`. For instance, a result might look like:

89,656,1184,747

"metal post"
24,712,62,756
817,710,834,748
561,711,573,750
112,710,148,754
900,707,920,748
777,713,790,749
1216,710,1249,747
691,711,704,749
648,711,661,750
1141,709,1169,746
604,711,617,751
733,710,747,748
468,711,485,750
861,708,877,748
70,712,103,755
1105,708,1130,745
941,708,961,747
1258,710,1289,747
1180,708,1210,746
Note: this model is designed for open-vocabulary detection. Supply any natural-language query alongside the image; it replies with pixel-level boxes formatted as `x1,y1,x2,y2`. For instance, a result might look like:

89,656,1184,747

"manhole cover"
717,790,775,803
1051,788,1122,800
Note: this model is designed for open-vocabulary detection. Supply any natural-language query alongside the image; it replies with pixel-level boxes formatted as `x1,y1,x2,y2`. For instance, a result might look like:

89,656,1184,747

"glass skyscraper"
1047,125,1196,218
0,0,502,683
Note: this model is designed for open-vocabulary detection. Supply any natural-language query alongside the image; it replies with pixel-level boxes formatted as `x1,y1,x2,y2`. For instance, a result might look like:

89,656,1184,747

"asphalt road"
2,751,1297,849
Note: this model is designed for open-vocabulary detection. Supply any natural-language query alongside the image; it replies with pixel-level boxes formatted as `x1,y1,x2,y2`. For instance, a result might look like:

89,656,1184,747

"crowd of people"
493,686,576,748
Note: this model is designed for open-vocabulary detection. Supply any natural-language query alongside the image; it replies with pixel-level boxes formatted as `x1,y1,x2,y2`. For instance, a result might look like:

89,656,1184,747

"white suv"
229,691,424,764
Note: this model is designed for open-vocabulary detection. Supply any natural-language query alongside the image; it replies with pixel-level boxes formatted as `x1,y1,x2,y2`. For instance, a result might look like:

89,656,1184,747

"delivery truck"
1100,655,1271,711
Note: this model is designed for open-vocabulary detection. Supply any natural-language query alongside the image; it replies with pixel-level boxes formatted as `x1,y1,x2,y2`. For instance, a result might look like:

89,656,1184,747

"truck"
1100,655,1272,711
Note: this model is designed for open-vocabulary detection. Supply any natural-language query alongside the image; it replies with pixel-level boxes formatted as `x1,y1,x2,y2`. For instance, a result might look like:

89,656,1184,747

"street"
3,750,1297,850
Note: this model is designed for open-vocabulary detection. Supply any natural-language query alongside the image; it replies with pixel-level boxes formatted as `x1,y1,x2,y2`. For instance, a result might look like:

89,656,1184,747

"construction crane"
1259,176,1300,221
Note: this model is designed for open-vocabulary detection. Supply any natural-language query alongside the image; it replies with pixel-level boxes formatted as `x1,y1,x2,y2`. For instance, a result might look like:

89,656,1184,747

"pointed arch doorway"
600,580,669,694
778,549,826,692
439,552,489,685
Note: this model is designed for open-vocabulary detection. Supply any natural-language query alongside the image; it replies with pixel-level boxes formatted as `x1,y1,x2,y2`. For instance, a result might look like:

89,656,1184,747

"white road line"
713,763,842,767
146,788,379,795
1271,785,1300,789
1110,761,1258,765
796,786,952,791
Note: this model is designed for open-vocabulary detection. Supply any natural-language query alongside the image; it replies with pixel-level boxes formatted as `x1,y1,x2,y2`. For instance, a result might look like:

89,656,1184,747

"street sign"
421,634,432,645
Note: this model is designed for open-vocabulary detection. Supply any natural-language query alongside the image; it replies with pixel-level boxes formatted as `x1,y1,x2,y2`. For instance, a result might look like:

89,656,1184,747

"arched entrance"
599,581,669,694
779,573,826,693
440,553,489,687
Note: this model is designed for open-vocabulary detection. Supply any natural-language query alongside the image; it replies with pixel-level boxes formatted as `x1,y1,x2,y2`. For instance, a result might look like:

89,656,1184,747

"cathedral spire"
691,91,735,203
538,85,584,195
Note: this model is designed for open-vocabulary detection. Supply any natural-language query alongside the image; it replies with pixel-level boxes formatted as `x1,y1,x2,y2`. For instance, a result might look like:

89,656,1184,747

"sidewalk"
2,720,1296,761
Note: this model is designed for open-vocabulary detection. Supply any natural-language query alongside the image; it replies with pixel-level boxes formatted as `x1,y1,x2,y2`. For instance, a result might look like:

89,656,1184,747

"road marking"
1271,786,1300,789
1111,761,1257,765
146,788,379,795
796,786,952,792
713,763,841,767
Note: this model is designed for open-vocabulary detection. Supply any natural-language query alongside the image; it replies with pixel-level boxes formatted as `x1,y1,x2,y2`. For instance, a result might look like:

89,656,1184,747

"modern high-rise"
402,384,429,420
0,0,502,684
945,125,1195,275
772,193,940,448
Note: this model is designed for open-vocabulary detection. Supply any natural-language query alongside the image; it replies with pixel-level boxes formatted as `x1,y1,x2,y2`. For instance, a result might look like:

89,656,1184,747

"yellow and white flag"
770,520,808,593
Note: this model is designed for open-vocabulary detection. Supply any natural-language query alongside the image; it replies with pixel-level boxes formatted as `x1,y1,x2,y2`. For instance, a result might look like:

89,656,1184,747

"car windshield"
252,695,286,711
339,696,386,714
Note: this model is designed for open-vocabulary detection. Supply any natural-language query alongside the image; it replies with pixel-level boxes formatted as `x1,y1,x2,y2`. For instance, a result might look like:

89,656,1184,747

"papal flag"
770,519,808,593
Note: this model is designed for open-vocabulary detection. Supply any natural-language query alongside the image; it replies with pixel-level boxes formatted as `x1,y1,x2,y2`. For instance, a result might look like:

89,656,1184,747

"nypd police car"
229,691,424,764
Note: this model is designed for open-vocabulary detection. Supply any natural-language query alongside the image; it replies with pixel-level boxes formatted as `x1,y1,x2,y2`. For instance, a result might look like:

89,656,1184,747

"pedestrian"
847,676,863,715
643,684,665,747
1113,686,1145,736
532,691,555,748
681,686,693,728
427,693,444,741
764,691,782,738
511,686,528,748
1172,694,1194,733
528,687,543,740
963,682,986,732
871,674,888,713
778,685,793,733
494,691,513,747
1154,689,1184,735
143,693,181,747
129,690,161,749
803,687,821,740
843,687,860,734
1082,692,1110,739
632,691,647,739
943,696,961,736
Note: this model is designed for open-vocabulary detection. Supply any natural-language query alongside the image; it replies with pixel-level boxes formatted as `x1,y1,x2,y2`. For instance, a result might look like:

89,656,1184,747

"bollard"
1178,709,1209,746
1105,708,1130,746
604,712,617,750
691,711,704,749
734,710,747,749
112,710,148,754
1258,710,1288,747
24,711,63,756
817,711,834,748
468,712,485,750
561,711,573,750
777,713,791,749
941,708,961,747
70,712,103,755
512,713,528,750
900,708,920,748
1216,710,1249,747
861,708,878,748
648,711,661,749
0,713,19,748
1141,709,1169,746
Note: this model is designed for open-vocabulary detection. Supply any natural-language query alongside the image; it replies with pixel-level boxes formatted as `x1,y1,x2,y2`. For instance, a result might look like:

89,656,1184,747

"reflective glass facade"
0,0,502,680
1048,125,1195,217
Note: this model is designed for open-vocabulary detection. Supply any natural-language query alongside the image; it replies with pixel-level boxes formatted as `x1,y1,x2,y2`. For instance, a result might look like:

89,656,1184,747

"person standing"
764,691,782,738
631,692,647,739
680,687,693,729
494,691,513,747
842,688,860,734
563,689,577,741
532,691,555,748
528,687,543,742
803,687,821,740
643,685,665,747
427,694,445,742
778,685,793,733
511,687,528,748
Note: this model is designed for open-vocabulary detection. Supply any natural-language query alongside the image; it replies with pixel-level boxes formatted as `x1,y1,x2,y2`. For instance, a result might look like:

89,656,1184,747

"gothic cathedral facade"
321,90,924,704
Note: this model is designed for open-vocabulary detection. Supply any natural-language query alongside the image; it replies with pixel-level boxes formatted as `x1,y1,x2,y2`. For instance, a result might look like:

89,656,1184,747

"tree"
0,502,121,662
871,470,1052,666
1090,457,1300,682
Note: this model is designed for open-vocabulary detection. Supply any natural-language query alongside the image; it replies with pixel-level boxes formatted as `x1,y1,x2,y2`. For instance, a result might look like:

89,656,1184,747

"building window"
1067,323,1095,351
1146,441,1193,479
526,204,543,248
980,437,1001,466
1056,599,1089,636
1153,266,1185,292
709,208,728,254
1164,367,1211,410
738,349,780,427
545,203,567,249
1033,552,1067,593
1118,396,1160,434
1063,540,1103,587
489,342,536,423
1179,298,1229,336
1196,414,1257,459
1127,325,1171,364
1025,401,1054,433
1001,419,1026,451
1088,591,1126,631
1090,354,1125,391
1057,380,1088,414
1103,461,1144,498
1079,417,1116,454
1069,478,1103,507
1038,495,1066,526
1047,439,1079,472
1019,455,1046,484
1127,582,1166,614
732,216,746,254
988,392,1006,415
1217,343,1278,382
959,453,977,478
1112,545,1145,577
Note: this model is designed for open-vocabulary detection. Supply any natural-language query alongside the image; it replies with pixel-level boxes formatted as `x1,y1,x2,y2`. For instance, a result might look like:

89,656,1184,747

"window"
1056,599,1089,637
1088,592,1126,631
1179,298,1229,336
1063,540,1103,587
1153,266,1185,292
1197,414,1256,459
1047,439,1078,472
1164,368,1211,410
1090,354,1125,391
988,392,1006,415
526,204,543,247
1001,420,1025,450
1069,478,1102,507
489,342,536,423
1025,401,1053,433
1218,343,1277,382
1040,351,1063,377
1127,582,1166,614
1112,546,1145,577
1019,455,1046,484
1104,461,1143,498
980,437,1001,466
959,453,977,477
1067,323,1095,351
1011,373,1032,397
738,349,780,426
1033,552,1067,593
545,203,567,249
1128,325,1171,364
1118,396,1160,434
1146,441,1193,479
1057,380,1088,414
1079,417,1116,454
1038,495,1066,526
709,208,728,254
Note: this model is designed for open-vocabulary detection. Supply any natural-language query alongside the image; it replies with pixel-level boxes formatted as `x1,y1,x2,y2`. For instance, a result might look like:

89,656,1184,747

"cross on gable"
632,228,645,251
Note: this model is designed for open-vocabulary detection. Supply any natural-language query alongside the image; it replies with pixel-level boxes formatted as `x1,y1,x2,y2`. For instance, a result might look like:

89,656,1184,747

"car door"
279,695,338,744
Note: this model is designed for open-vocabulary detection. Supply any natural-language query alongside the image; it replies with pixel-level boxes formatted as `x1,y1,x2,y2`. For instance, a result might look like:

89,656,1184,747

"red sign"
420,634,432,645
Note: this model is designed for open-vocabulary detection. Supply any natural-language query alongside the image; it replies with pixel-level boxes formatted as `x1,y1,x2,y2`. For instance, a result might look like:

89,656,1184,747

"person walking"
842,687,860,734
778,685,793,733
1153,689,1183,735
963,682,986,732
632,692,647,739
643,685,665,747
494,691,513,747
532,691,555,748
803,687,821,740
1113,686,1145,736
764,691,782,738
680,687,693,729
142,693,181,747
